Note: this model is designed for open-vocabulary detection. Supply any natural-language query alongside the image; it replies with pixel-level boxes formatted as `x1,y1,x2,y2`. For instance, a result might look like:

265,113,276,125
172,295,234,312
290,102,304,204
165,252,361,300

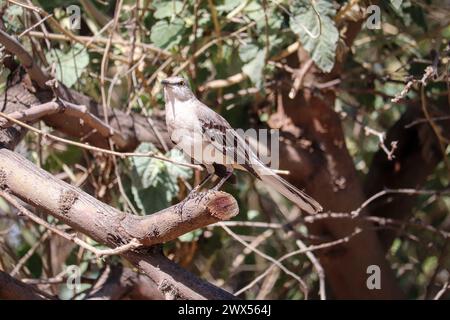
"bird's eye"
179,81,185,86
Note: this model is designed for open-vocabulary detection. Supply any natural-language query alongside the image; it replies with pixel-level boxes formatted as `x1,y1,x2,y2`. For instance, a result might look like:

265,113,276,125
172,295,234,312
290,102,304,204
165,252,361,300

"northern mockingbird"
162,76,322,214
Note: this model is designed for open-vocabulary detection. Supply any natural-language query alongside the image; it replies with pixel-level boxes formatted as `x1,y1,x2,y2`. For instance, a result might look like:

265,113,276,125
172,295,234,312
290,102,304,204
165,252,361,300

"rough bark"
87,264,166,300
0,271,49,300
0,148,238,299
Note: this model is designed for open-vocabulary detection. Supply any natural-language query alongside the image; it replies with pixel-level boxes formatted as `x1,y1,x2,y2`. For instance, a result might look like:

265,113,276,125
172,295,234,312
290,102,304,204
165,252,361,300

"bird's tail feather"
258,168,322,214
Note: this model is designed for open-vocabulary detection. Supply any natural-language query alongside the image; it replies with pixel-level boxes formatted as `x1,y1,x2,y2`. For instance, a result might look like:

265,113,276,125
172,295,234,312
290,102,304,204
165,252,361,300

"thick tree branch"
0,79,171,151
0,29,49,89
0,149,238,246
87,264,165,300
0,41,237,299
0,148,238,299
0,99,129,149
0,271,50,300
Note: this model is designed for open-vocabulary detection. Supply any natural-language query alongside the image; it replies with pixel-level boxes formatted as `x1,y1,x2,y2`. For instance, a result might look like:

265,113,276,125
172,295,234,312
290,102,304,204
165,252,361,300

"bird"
161,76,323,214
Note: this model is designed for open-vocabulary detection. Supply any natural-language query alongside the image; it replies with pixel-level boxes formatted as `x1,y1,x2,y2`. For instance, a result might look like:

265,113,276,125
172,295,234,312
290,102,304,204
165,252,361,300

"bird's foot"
212,171,233,191
186,185,202,201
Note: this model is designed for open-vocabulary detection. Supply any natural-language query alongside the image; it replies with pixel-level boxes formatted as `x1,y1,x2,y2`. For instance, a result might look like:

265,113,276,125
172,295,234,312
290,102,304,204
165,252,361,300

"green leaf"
166,148,193,180
247,209,260,220
422,256,438,276
242,49,265,89
239,43,259,63
290,0,339,73
178,229,203,242
150,18,184,49
239,43,265,88
130,143,192,214
45,43,89,87
153,0,184,19
3,5,23,32
216,0,241,13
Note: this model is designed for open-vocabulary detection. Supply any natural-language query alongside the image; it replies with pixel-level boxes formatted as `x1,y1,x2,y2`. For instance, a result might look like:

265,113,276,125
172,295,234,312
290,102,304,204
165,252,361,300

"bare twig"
27,31,169,57
420,84,450,181
392,64,437,103
199,73,247,91
0,100,129,149
289,59,314,99
364,126,398,160
433,281,449,300
234,228,362,296
10,230,51,277
173,22,256,76
296,239,326,300
0,111,202,170
230,229,274,273
220,222,309,299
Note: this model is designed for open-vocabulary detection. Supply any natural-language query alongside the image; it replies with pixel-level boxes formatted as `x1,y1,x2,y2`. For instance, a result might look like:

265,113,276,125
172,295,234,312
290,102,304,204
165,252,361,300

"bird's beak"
161,79,169,86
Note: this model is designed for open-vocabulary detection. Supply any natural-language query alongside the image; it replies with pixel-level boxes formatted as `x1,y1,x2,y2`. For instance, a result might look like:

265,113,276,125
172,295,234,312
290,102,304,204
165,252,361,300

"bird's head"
161,76,194,102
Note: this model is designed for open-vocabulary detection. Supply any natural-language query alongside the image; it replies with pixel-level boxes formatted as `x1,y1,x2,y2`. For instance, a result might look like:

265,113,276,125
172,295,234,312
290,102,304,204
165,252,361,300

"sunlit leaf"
130,143,192,214
153,0,184,19
239,43,265,88
150,18,185,49
290,0,339,73
45,43,89,87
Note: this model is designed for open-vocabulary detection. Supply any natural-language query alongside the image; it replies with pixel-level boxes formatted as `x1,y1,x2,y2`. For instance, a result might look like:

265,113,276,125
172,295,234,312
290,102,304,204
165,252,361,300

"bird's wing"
194,101,260,175
192,100,322,214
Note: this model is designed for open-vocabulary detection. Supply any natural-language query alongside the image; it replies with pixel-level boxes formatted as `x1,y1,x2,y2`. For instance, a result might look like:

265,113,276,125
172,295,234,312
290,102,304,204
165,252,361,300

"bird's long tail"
253,163,323,214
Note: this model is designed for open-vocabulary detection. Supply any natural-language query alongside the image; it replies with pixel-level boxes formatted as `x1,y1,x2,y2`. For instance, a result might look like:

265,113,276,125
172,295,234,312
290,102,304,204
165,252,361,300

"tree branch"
1,80,171,152
0,148,238,299
0,29,49,89
0,99,129,149
0,271,50,300
87,264,164,300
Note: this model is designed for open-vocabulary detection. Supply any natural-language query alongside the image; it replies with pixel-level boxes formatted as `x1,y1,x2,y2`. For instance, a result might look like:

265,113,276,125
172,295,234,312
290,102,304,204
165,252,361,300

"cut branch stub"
134,191,239,246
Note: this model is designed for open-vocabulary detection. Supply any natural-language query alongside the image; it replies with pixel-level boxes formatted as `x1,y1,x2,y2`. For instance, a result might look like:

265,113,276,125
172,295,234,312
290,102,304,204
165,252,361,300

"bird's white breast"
165,98,205,163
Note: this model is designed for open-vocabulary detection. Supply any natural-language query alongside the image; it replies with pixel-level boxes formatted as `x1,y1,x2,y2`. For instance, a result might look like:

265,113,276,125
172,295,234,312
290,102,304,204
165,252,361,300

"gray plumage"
162,76,322,214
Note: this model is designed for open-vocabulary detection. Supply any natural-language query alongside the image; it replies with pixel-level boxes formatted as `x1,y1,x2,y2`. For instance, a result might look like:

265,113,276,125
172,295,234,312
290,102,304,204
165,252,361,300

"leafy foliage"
130,143,192,213
45,43,89,87
290,0,339,72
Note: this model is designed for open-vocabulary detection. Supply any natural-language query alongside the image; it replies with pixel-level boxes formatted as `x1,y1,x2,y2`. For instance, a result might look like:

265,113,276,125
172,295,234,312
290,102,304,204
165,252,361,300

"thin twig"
0,111,202,170
433,281,449,300
364,126,398,160
0,99,129,149
220,222,309,299
10,230,51,277
18,14,53,38
234,228,362,296
296,239,326,300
